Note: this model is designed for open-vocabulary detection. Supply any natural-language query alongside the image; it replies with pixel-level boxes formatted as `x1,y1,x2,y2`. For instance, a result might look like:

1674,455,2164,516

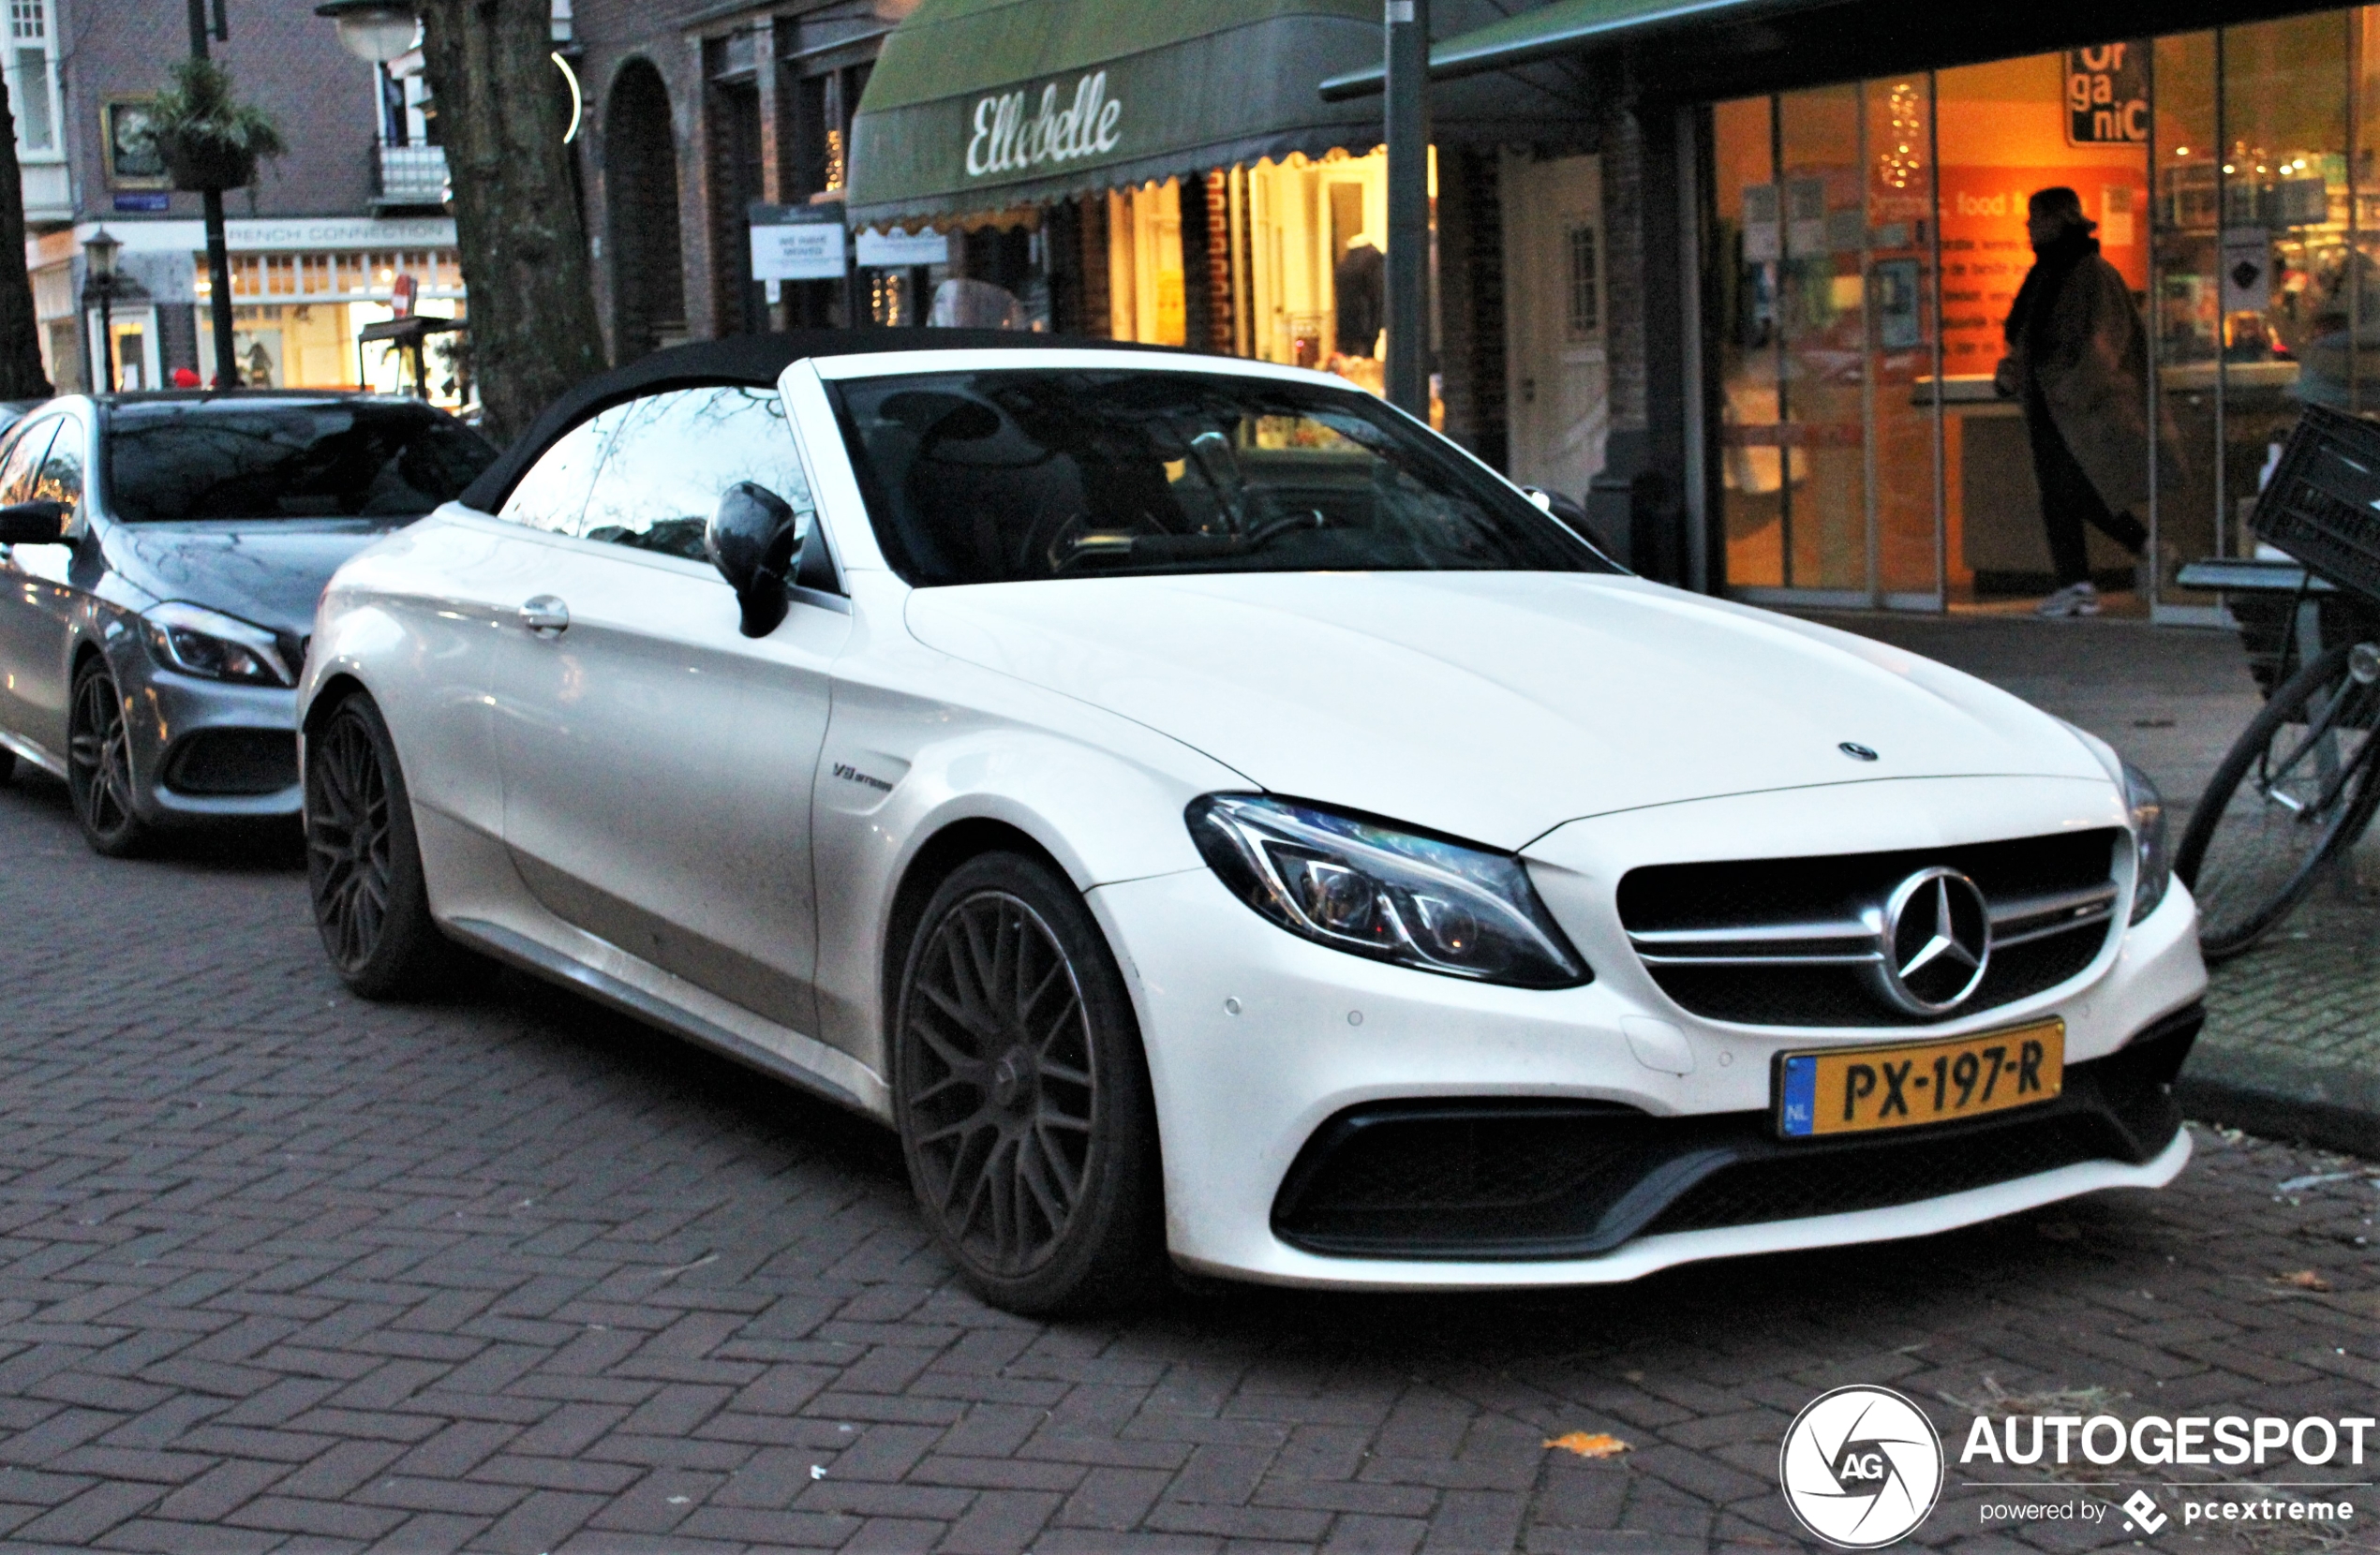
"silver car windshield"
830,369,1611,585
105,401,498,523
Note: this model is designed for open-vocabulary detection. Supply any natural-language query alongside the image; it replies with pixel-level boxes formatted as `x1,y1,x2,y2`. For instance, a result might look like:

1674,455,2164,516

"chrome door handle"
518,595,570,636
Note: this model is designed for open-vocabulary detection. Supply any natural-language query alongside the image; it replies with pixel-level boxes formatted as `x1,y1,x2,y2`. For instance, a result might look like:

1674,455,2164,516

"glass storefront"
1105,150,1406,394
193,246,469,404
1710,8,2380,616
865,146,1434,419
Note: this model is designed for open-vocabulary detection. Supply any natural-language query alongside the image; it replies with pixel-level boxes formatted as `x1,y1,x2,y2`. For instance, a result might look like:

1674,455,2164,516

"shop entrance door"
1710,81,1947,608
1501,152,1609,505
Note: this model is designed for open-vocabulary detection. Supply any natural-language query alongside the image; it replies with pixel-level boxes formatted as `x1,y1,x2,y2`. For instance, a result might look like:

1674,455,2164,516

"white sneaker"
2036,581,2101,617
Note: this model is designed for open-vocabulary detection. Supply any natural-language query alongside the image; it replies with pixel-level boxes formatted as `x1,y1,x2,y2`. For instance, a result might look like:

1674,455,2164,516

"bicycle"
2172,403,2380,962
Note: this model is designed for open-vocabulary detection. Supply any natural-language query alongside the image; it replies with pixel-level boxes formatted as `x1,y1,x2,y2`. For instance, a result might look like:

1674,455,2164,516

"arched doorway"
602,59,686,363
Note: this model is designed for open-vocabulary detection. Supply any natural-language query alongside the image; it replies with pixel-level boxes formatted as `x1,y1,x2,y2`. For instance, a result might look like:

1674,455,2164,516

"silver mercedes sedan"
0,392,494,853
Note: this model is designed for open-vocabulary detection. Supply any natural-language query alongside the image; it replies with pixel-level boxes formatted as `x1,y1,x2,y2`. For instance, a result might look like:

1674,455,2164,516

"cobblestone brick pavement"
1811,612,2380,1138
1,765,2376,1555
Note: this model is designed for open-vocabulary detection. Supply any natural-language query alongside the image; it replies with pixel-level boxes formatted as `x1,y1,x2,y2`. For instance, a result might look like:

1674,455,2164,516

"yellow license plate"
1776,1019,2064,1137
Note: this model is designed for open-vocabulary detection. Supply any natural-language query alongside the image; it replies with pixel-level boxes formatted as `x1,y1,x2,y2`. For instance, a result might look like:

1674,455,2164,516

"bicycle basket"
2251,403,2380,606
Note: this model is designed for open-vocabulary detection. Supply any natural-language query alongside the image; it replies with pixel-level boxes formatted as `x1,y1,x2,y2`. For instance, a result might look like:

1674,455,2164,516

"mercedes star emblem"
1870,866,1991,1014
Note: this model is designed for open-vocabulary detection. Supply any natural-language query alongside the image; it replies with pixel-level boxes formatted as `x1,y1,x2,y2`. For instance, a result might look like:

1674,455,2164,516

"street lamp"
315,0,416,64
83,227,120,392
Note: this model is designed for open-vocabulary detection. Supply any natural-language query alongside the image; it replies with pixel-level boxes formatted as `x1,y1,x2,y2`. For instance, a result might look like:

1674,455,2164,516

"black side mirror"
707,481,796,638
0,499,69,545
1524,485,1617,559
793,516,838,596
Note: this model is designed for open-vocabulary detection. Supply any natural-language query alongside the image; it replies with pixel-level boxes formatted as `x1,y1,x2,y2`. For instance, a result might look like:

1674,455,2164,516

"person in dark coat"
1333,238,1385,359
1994,186,2157,617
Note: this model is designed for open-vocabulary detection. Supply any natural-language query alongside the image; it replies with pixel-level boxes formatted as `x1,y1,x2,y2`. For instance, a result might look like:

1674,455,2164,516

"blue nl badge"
1779,1055,1817,1137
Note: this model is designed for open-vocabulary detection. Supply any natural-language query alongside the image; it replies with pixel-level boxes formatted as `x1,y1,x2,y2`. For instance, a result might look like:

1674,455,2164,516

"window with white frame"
7,0,60,156
1565,224,1599,343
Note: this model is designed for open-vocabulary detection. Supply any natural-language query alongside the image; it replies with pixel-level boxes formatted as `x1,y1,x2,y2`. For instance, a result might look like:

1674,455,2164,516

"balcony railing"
371,142,449,210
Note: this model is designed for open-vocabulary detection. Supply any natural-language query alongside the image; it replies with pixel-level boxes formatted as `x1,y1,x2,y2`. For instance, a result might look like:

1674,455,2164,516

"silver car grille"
1615,830,2123,1027
1628,881,2119,968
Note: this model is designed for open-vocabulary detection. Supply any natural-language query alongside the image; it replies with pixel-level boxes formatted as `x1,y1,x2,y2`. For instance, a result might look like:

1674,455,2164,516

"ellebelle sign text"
966,70,1122,179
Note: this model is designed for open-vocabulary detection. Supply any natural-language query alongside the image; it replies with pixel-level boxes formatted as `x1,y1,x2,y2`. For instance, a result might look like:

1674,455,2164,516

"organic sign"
2066,43,2148,146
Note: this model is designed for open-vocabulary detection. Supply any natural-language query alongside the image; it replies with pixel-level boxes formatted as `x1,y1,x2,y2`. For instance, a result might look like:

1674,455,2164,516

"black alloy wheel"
67,658,148,856
305,693,459,1000
893,852,1163,1314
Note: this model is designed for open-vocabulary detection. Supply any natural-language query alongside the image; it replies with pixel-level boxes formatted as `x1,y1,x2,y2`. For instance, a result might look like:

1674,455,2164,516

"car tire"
892,851,1166,1315
0,744,14,784
67,658,150,857
305,691,461,1000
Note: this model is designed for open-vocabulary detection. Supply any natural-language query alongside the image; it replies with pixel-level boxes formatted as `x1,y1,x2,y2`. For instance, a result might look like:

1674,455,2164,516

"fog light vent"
163,730,297,796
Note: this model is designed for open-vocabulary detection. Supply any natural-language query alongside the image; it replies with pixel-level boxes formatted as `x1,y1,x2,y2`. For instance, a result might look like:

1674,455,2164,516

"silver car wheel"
67,660,145,855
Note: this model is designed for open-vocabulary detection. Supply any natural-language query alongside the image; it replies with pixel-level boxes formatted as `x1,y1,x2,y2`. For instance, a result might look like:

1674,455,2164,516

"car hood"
902,571,2109,850
102,519,400,638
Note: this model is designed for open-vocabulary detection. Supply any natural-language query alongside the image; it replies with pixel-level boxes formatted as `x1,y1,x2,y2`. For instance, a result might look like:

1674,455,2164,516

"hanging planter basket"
158,129,257,192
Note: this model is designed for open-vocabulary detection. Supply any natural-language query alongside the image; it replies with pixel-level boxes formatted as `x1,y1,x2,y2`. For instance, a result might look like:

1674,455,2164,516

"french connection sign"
1778,1386,2374,1547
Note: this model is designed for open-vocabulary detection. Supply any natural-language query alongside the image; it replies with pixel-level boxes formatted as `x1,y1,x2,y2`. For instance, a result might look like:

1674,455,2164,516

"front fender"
811,591,1247,1072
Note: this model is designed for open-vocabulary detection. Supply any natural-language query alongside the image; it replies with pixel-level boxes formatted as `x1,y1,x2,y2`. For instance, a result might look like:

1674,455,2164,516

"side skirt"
0,730,67,778
447,914,883,1122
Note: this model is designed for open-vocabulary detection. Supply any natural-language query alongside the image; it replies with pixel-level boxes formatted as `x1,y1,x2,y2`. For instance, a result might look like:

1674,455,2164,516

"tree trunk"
0,75,54,400
416,0,602,444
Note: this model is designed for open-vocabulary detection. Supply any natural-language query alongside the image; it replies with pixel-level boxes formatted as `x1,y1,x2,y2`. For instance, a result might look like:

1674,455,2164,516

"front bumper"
1088,777,2208,1290
118,651,301,822
1271,1004,2197,1260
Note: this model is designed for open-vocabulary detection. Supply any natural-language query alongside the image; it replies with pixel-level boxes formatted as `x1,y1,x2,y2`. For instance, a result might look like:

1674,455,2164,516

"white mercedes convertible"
297,333,2207,1312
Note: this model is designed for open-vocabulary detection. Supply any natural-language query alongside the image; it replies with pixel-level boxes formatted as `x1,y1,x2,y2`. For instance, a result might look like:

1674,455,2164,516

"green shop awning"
1317,0,1812,99
846,0,1392,228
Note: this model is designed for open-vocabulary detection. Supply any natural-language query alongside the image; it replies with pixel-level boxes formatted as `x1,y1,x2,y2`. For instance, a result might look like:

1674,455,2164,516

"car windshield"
831,368,1612,585
105,400,498,523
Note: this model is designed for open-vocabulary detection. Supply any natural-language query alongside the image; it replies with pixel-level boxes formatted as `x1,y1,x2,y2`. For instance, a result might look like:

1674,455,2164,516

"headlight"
140,602,293,687
2124,760,2170,924
1186,793,1590,988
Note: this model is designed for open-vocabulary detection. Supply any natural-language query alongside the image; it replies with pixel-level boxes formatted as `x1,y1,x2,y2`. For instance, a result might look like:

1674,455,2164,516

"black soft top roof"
458,327,1162,514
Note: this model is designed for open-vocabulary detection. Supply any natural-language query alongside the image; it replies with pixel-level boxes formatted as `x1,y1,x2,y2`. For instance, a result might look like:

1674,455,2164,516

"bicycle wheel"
2177,641,2380,960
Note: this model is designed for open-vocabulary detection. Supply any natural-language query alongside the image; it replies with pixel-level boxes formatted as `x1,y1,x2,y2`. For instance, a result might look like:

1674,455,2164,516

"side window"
31,420,82,508
497,413,606,534
573,386,813,563
0,418,61,505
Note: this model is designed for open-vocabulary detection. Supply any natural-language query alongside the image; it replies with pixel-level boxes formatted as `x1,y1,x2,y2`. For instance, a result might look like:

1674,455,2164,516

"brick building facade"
16,0,1684,568
20,0,464,395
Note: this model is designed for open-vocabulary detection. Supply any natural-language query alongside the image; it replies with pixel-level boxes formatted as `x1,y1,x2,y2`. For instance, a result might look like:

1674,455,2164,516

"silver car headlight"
140,601,293,687
1186,793,1590,988
2124,760,2170,924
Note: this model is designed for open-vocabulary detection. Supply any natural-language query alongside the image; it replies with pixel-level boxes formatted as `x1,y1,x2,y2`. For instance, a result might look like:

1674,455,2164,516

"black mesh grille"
162,729,297,796
1270,1007,2197,1261
1642,1113,2118,1235
1618,830,2120,1027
